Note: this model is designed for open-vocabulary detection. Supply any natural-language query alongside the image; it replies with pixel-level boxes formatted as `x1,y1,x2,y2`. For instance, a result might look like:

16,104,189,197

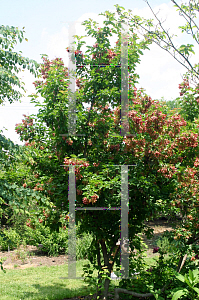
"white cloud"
41,27,48,39
136,41,185,100
43,26,69,64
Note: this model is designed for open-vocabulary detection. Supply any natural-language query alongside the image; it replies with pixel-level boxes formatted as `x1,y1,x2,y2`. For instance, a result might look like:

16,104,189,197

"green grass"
0,259,120,300
0,254,170,299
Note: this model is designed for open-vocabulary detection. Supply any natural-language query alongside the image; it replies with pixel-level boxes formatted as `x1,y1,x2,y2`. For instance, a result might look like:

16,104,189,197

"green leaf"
176,273,185,283
189,269,194,283
192,269,199,279
193,287,199,294
171,289,188,300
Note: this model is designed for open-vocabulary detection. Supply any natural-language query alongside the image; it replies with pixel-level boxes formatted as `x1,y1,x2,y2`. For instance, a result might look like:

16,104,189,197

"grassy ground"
0,219,173,299
0,259,120,300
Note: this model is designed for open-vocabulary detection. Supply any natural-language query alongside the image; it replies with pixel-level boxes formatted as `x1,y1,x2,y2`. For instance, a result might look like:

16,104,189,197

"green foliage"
176,76,199,122
10,4,199,297
1,217,94,259
82,263,114,298
178,44,195,56
0,25,39,104
14,6,156,269
170,269,199,300
0,132,53,231
21,223,68,257
0,25,45,231
76,231,94,260
0,258,6,273
118,250,174,300
0,227,21,251
1,3,199,297
116,247,199,300
0,26,44,240
158,99,181,116
156,236,176,254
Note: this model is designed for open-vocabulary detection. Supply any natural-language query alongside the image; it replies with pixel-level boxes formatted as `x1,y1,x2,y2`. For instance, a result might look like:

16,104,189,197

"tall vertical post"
68,165,76,278
121,23,129,136
68,21,77,136
121,165,129,278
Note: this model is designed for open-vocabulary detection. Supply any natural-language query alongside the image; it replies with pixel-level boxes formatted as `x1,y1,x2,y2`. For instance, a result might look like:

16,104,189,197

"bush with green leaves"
169,269,199,300
76,231,94,260
1,214,95,259
22,223,68,256
156,236,176,254
117,249,180,300
18,220,93,258
0,227,21,251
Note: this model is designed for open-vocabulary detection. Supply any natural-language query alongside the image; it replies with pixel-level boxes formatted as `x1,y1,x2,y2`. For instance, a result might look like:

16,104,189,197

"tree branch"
171,0,199,33
128,1,199,80
144,0,198,76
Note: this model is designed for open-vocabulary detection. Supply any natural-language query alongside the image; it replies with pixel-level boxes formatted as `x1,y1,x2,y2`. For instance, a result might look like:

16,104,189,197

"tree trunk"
96,240,103,299
95,239,120,300
99,239,112,300
102,277,111,300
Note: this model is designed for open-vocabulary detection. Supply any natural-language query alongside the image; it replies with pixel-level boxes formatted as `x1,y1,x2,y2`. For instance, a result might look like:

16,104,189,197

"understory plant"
170,269,199,300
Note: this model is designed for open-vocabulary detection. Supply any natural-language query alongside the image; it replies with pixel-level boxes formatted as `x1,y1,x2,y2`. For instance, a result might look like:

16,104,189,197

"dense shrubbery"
0,227,21,251
0,221,94,258
23,224,68,256
117,248,199,300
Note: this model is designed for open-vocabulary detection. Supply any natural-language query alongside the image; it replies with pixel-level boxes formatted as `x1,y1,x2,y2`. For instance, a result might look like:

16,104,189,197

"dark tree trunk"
95,238,120,300
96,240,103,299
98,240,115,300
103,277,111,300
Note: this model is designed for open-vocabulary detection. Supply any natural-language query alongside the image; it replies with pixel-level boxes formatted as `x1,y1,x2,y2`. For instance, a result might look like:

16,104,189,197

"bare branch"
145,0,175,46
144,0,199,77
127,1,199,80
131,20,199,79
147,35,198,77
172,0,199,32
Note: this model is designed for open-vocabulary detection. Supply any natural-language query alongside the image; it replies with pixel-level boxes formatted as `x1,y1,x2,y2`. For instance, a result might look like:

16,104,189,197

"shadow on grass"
17,280,96,300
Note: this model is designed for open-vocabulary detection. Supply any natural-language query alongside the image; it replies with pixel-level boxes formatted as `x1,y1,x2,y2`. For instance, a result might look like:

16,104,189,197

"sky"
0,0,198,145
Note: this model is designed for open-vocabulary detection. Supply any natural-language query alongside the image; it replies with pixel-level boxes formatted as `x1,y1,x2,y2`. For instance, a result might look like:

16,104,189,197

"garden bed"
0,218,177,269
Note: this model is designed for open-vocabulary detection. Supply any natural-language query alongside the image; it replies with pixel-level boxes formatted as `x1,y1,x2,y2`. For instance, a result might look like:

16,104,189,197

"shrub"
76,231,94,260
22,223,68,256
22,221,94,258
0,227,21,251
1,219,94,259
156,236,175,254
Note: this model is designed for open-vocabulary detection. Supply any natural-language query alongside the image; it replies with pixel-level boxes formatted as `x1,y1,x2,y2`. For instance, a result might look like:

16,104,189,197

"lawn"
0,259,120,300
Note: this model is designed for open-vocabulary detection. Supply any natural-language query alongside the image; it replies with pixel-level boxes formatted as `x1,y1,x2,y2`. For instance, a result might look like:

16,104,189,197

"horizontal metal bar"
76,64,121,67
59,134,85,136
76,207,121,210
60,164,136,166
